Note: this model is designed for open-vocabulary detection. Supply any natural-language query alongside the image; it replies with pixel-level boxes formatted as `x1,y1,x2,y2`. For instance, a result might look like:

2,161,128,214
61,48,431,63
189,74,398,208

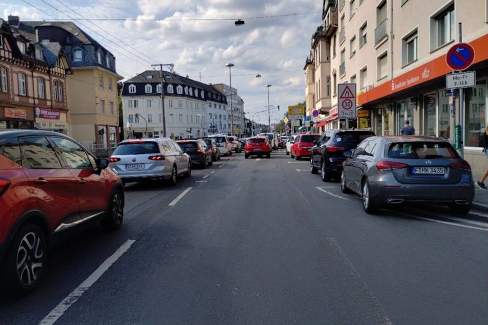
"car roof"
0,130,67,141
177,139,199,143
120,138,171,144
382,136,450,143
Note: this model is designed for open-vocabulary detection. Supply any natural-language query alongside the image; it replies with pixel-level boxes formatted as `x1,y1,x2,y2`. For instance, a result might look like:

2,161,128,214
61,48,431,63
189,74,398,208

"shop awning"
315,120,327,128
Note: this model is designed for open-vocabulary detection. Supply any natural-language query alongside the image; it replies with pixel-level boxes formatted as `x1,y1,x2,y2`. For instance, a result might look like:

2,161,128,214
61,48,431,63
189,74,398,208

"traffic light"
189,128,193,133
277,105,280,111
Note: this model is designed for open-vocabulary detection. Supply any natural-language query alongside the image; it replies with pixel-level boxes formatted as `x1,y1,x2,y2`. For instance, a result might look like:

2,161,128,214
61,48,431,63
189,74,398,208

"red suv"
0,131,124,296
245,137,271,159
291,134,320,160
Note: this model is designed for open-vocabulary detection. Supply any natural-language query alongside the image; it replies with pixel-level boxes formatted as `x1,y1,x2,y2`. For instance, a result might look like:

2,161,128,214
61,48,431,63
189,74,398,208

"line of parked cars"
296,129,475,216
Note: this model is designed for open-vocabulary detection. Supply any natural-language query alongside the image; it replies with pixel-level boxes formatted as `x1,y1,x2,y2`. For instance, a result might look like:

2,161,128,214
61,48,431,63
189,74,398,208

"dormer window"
35,48,43,60
167,85,174,94
0,36,3,49
189,88,193,96
106,55,110,68
97,51,102,64
145,84,152,93
184,86,188,95
73,49,82,61
177,85,183,94
17,42,26,54
194,89,198,97
156,84,162,93
201,91,204,99
128,84,136,94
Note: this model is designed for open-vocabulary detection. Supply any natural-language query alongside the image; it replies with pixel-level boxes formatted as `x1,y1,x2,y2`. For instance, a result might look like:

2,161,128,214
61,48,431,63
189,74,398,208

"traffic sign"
338,83,357,119
446,43,475,71
312,110,319,117
446,71,476,89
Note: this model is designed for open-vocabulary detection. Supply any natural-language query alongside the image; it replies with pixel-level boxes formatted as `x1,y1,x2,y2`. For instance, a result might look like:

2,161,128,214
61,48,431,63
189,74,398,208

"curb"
472,201,488,211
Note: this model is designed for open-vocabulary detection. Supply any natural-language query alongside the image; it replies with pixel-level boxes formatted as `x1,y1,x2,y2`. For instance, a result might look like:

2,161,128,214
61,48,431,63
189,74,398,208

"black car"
310,129,375,181
202,138,221,161
177,139,212,168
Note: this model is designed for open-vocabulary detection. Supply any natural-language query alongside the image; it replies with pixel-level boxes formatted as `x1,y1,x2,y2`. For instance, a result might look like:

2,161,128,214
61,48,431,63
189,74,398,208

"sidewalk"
473,171,488,210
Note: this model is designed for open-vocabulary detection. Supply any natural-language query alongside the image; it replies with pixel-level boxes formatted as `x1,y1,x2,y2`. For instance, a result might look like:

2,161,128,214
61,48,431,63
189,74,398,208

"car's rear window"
178,142,199,150
300,135,320,143
387,142,458,159
213,137,226,143
248,138,266,143
113,142,160,155
334,132,374,143
228,137,235,141
203,139,212,146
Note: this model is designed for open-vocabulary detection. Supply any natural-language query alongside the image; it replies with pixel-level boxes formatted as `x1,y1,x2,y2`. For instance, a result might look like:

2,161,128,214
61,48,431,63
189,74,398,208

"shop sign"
357,110,370,118
5,108,27,119
359,118,369,128
446,71,476,89
35,107,60,120
338,83,357,119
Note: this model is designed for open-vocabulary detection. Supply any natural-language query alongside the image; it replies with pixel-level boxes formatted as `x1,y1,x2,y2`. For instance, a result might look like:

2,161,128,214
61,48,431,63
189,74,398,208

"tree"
275,120,286,134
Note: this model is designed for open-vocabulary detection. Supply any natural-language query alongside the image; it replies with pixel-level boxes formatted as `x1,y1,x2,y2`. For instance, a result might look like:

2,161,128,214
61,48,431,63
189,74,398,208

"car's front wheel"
310,161,318,174
101,189,124,230
169,165,177,186
1,224,47,297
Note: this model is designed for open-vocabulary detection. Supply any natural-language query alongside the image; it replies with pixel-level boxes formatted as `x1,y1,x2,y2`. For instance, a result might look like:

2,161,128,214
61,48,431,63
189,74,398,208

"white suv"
209,134,233,156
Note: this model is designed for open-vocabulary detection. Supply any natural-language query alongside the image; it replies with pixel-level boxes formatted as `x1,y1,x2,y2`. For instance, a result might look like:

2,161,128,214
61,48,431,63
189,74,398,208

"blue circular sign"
446,43,475,71
312,110,319,117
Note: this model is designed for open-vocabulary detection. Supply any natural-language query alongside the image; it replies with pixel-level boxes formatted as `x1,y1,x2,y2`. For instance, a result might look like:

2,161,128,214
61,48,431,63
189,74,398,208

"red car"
291,134,320,160
0,131,124,296
245,137,271,159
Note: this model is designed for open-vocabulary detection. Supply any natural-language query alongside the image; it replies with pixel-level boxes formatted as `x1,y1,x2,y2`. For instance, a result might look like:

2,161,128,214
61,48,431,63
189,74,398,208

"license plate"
412,167,445,175
254,148,262,151
126,164,145,170
307,148,312,152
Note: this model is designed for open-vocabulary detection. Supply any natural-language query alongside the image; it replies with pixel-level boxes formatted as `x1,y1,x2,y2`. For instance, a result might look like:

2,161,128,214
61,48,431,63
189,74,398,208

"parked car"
228,136,242,153
0,130,124,296
202,137,221,161
238,137,248,149
311,130,375,181
286,135,297,155
259,133,278,150
279,136,289,149
209,134,232,156
245,137,271,159
291,134,320,160
177,139,212,168
109,138,191,185
341,136,475,215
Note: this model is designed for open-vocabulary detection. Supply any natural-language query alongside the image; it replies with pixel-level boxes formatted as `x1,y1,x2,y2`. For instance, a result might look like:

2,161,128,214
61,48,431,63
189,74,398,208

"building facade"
212,83,246,136
305,0,488,174
15,18,123,150
122,71,228,139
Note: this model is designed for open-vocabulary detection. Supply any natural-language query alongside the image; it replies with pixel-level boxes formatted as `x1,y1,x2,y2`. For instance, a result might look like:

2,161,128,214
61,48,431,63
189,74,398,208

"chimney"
8,15,20,27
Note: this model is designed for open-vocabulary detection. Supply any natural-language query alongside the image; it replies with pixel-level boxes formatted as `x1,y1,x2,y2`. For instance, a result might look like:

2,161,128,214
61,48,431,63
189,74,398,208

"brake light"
196,149,202,153
376,160,409,171
179,141,189,144
326,146,345,152
109,157,120,163
449,161,471,171
148,155,165,160
129,140,145,144
0,178,10,197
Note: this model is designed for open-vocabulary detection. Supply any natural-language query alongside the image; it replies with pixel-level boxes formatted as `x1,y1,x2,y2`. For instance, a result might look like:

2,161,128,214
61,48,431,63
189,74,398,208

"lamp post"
251,111,261,136
226,63,234,136
135,113,147,138
151,63,174,138
265,84,272,132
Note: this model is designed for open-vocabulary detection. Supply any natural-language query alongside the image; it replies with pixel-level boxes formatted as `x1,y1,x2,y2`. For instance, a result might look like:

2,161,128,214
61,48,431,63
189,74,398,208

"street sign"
312,110,319,117
283,117,289,124
338,83,357,119
446,71,476,89
288,105,305,119
446,43,475,71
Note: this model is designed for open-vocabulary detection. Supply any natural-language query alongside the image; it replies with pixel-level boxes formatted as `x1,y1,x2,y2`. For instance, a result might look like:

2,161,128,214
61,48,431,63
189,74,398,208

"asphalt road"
1,150,487,325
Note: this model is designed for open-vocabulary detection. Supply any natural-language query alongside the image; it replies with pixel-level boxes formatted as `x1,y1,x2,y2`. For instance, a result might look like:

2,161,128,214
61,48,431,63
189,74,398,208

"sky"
3,0,321,124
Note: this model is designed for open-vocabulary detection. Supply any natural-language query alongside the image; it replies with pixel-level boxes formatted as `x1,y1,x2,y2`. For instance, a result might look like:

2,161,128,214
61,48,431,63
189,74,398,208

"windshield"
388,142,459,159
203,139,212,146
228,137,235,141
113,142,159,155
213,137,226,143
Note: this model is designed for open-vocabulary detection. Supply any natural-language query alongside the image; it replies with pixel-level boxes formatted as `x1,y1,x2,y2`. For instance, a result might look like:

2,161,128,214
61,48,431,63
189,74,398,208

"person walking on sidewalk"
400,120,415,136
476,126,488,190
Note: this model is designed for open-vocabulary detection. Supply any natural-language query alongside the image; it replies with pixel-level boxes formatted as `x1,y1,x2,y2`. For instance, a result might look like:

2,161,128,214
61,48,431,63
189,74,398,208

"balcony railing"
375,19,388,45
339,62,346,76
339,27,345,44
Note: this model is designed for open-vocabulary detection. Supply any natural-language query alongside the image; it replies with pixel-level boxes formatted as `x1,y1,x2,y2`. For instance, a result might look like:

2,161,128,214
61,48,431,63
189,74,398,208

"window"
350,36,356,57
377,52,388,80
17,42,26,54
195,89,198,97
340,15,346,43
403,31,418,66
128,84,136,93
99,75,104,88
401,0,409,5
169,114,174,123
73,49,82,61
326,76,331,96
110,101,114,115
54,81,64,101
128,114,134,122
360,22,367,48
169,99,173,107
350,75,356,85
333,72,337,96
168,85,174,93
340,50,346,76
145,84,152,93
2,138,22,165
37,78,45,99
156,84,162,93
432,5,455,49
189,88,193,96
147,100,152,108
209,113,212,119
178,100,182,108
184,86,188,95
97,51,102,64
128,100,133,108
1,67,7,92
133,100,138,108
350,0,356,18
148,114,153,123
108,78,113,91
20,137,62,169
51,138,92,169
332,35,337,57
179,114,183,122
0,35,3,49
35,48,43,60
177,85,183,94
18,73,27,96
360,67,368,90
106,55,110,68
375,1,388,44
100,100,106,113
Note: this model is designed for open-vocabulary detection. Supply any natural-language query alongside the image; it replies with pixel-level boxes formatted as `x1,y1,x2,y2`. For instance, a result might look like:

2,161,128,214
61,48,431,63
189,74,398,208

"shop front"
34,107,68,134
1,107,35,130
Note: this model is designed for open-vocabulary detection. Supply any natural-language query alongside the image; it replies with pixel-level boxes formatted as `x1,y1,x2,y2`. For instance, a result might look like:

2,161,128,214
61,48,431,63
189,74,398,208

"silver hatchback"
341,136,475,215
109,138,191,185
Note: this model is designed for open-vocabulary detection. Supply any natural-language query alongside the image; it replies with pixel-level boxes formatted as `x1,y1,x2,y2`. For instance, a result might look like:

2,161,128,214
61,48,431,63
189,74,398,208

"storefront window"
424,93,437,137
465,80,486,147
396,99,415,134
438,90,451,138
384,106,392,135
375,108,382,136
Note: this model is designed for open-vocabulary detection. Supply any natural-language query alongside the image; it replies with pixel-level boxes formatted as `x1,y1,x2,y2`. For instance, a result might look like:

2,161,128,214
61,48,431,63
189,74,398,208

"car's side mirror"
96,158,109,171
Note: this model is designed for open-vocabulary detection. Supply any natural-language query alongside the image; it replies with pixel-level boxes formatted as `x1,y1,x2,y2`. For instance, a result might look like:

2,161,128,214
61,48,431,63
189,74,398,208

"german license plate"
307,148,312,151
412,167,445,175
127,164,144,170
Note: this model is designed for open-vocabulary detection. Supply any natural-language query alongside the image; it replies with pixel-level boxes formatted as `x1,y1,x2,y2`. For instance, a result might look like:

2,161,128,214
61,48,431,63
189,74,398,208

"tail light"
376,160,409,171
0,178,10,197
129,140,145,144
196,149,202,153
109,157,120,163
449,161,471,172
148,155,165,160
326,146,345,153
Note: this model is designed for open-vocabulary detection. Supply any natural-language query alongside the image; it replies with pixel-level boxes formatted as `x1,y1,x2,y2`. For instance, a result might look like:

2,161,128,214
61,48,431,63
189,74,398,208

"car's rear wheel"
321,161,331,182
1,224,47,297
341,171,352,194
101,189,124,230
267,153,270,159
286,151,289,155
184,162,192,178
448,203,471,215
295,154,300,161
362,180,378,214
311,160,319,174
169,165,177,186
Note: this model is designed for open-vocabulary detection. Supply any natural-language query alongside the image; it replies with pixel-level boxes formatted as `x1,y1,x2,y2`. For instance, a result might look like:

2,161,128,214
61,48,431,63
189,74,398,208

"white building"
213,83,245,136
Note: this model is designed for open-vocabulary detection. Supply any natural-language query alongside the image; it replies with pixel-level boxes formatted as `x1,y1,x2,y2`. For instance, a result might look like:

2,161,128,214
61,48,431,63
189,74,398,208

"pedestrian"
400,120,415,136
476,126,488,190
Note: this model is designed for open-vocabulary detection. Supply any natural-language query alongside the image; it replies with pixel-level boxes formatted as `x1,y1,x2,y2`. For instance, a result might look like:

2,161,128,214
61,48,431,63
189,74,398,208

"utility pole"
266,84,272,132
458,23,465,158
226,63,234,136
151,63,174,138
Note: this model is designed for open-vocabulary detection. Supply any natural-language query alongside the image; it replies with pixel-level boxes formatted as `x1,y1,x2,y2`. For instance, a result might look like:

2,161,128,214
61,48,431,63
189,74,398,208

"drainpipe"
389,0,395,134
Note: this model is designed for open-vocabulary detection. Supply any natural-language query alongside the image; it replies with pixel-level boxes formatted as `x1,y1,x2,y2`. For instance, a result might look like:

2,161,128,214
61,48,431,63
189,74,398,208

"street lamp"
151,63,174,138
135,113,147,138
251,111,261,136
226,63,234,136
266,84,272,132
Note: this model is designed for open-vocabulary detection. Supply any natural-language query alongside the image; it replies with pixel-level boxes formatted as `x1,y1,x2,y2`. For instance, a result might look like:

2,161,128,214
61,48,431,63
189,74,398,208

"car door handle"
35,177,48,184
78,178,87,185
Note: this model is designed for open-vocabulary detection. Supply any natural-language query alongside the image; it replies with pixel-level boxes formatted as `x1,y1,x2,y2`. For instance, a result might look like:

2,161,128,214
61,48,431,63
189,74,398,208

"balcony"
324,7,338,37
339,62,346,76
339,27,345,44
375,19,388,45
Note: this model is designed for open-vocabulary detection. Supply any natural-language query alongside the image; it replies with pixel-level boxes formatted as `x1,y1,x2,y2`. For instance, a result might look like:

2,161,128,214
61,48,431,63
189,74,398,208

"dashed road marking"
38,240,136,325
296,169,302,172
202,174,210,179
256,158,261,161
195,181,208,183
218,164,224,169
316,187,351,201
168,187,193,206
470,211,488,219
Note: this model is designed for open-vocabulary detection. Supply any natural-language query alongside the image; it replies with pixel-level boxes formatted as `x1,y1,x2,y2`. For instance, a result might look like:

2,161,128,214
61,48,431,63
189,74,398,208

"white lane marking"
473,202,488,208
235,187,241,195
296,169,301,172
414,216,488,232
316,187,351,201
218,164,224,169
195,181,208,183
210,171,216,174
168,187,193,206
446,216,488,228
288,161,308,164
470,211,488,219
202,175,210,179
39,240,135,325
256,158,261,161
